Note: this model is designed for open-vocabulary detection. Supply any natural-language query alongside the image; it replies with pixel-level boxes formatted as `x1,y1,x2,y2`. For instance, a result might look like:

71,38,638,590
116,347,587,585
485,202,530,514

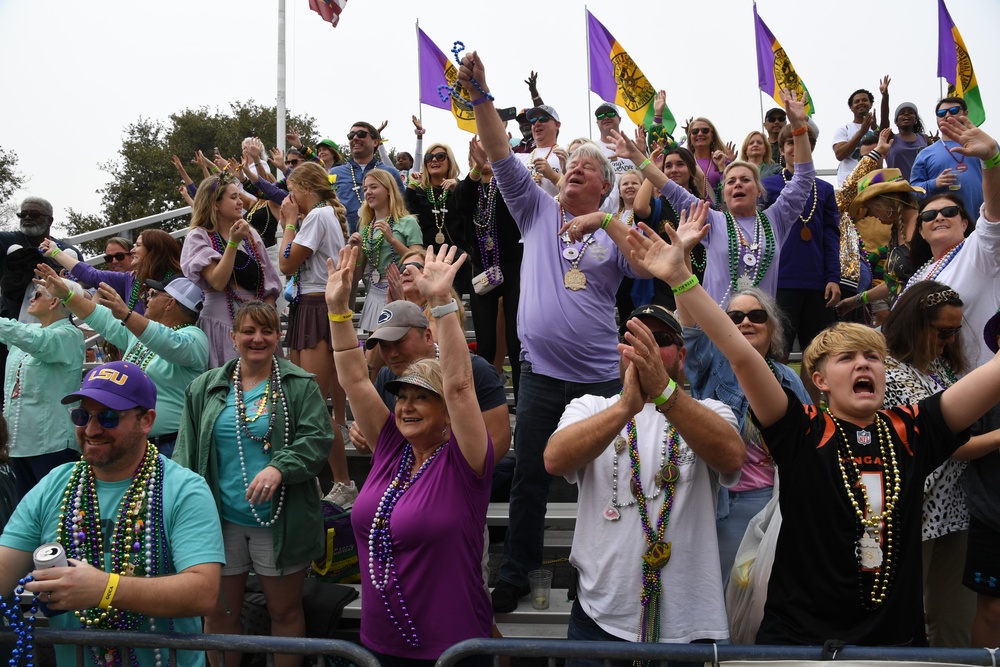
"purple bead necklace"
474,179,502,284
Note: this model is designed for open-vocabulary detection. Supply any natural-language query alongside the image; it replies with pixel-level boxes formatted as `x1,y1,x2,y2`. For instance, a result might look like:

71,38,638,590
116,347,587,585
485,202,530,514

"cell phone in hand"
498,107,517,122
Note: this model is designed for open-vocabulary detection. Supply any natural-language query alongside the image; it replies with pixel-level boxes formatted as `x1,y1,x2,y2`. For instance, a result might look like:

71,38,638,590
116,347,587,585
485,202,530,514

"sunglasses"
690,127,712,135
16,210,46,220
285,159,302,167
529,116,553,124
918,205,961,223
934,325,962,340
30,289,51,301
935,106,963,118
104,252,129,263
651,331,682,348
766,114,786,123
347,130,372,140
424,152,448,163
726,309,769,325
69,408,140,429
596,111,618,120
143,289,165,304
401,262,424,272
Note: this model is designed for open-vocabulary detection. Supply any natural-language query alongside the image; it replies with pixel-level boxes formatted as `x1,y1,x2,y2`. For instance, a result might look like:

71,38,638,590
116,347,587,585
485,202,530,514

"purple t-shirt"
352,416,494,660
659,162,815,304
70,263,145,315
491,153,636,383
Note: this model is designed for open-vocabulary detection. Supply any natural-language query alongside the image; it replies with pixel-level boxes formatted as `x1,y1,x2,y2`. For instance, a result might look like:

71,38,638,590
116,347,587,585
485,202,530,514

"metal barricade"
436,638,1000,667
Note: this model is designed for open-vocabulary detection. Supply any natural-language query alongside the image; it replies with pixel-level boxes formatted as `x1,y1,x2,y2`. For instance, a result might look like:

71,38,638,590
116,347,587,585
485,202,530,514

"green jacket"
174,357,333,568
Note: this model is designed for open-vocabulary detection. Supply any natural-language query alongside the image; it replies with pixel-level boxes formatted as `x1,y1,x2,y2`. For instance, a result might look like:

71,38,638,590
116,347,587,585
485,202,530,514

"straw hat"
847,168,925,220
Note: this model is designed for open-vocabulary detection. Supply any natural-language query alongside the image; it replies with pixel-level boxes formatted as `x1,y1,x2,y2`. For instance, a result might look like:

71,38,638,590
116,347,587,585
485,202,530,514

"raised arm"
414,245,489,475
457,51,510,163
940,114,1000,222
833,113,875,162
37,238,81,272
326,248,390,446
626,203,788,428
783,88,814,165
878,75,891,131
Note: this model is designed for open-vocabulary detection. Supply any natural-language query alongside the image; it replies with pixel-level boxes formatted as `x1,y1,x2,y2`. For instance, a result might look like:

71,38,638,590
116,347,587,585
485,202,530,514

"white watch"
429,299,459,319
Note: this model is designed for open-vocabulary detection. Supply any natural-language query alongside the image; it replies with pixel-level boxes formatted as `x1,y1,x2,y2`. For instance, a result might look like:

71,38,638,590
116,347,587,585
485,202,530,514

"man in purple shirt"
458,51,652,612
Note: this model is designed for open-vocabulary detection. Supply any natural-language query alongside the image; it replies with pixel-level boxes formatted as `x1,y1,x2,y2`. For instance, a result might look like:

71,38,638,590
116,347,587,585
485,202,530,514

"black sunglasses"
652,331,682,348
935,106,963,118
285,158,302,167
401,262,424,272
596,111,618,120
16,210,46,220
347,130,372,140
529,116,552,124
766,114,786,123
69,408,140,429
424,152,448,163
104,252,129,263
918,205,961,223
934,325,962,340
690,127,712,135
726,309,769,325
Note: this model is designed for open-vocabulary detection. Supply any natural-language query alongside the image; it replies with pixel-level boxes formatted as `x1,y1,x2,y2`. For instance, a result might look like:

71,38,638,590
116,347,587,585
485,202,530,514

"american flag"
309,0,347,27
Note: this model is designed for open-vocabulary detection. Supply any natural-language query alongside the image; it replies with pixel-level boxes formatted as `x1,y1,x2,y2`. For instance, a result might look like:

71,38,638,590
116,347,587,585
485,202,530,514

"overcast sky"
2,0,998,231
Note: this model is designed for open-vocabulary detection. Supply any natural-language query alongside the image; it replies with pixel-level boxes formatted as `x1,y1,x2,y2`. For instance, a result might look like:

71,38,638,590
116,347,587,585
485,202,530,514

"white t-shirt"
560,395,739,643
292,205,346,293
833,122,864,185
517,146,562,198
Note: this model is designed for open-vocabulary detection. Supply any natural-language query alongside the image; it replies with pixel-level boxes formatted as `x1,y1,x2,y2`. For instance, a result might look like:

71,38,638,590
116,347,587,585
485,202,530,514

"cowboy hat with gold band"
847,168,926,220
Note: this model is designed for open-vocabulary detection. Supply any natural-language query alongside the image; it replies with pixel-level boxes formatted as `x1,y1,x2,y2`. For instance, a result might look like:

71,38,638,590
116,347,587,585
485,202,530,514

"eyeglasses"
651,331,682,348
766,114,786,123
143,289,165,304
424,152,448,163
104,252,129,263
347,130,372,140
596,111,618,120
529,116,553,124
918,205,961,223
690,127,712,135
69,408,141,429
726,309,769,325
30,290,51,301
16,210,46,220
401,262,424,272
936,106,963,118
285,159,302,167
934,325,962,340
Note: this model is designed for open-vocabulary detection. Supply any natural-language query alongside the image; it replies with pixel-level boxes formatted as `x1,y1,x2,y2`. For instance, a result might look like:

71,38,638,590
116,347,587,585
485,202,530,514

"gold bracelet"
327,312,353,322
98,573,120,610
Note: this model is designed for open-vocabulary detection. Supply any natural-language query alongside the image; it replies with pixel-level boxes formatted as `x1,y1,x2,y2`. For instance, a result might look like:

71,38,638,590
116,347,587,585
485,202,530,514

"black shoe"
491,580,530,613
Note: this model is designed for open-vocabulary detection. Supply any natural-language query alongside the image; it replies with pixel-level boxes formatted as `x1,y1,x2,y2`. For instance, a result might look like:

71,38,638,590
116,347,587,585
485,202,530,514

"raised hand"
634,126,649,156
33,263,69,300
609,129,643,164
525,70,539,94
386,262,404,302
413,244,466,302
325,246,360,313
724,141,737,162
861,112,876,133
626,202,710,283
879,75,891,96
458,52,490,99
94,282,130,320
377,120,388,135
230,219,251,244
412,115,424,134
875,128,894,156
780,88,808,126
469,136,487,170
286,127,302,148
940,114,997,160
654,90,667,116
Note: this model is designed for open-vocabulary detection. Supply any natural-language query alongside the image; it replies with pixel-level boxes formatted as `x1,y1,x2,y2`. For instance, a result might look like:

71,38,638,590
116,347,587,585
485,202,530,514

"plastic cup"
528,569,553,610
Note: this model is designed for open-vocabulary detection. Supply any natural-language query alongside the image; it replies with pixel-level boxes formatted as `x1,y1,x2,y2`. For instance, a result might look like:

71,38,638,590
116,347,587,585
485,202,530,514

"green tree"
0,146,26,230
63,208,108,258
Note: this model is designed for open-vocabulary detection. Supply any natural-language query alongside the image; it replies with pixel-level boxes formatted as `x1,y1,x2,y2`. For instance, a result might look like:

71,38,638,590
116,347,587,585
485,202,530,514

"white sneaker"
324,481,358,509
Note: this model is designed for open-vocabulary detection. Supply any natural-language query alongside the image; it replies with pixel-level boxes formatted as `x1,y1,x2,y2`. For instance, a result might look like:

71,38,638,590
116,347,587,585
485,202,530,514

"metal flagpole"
417,18,422,126
585,5,593,140
277,0,287,151
759,92,765,131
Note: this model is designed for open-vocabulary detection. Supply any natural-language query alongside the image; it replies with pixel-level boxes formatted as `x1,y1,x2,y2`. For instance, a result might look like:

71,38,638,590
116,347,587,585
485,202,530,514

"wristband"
791,125,808,137
226,240,239,249
985,152,1000,170
470,167,482,178
638,158,652,171
61,292,75,306
867,149,882,163
99,573,120,610
328,312,354,322
285,225,297,232
121,310,133,325
415,129,426,136
671,274,699,295
653,115,663,124
860,291,870,304
49,248,61,258
652,378,678,407
429,299,459,319
601,213,613,230
470,96,491,107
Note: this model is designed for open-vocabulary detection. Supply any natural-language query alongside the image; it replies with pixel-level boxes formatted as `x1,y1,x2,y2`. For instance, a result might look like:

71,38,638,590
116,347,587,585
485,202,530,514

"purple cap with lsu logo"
61,361,157,410
364,301,429,350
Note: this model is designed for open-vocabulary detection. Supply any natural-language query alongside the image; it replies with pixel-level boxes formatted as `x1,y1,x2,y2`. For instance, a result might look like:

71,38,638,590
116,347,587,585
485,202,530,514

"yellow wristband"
652,378,678,406
226,240,239,249
327,312,353,322
601,213,613,230
61,292,75,306
638,158,652,170
98,573,120,610
671,274,699,295
285,225,297,232
49,248,61,258
984,152,1000,170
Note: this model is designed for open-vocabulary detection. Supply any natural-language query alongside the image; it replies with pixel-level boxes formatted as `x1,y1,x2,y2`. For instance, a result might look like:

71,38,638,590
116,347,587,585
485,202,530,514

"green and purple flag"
938,0,985,126
753,3,815,116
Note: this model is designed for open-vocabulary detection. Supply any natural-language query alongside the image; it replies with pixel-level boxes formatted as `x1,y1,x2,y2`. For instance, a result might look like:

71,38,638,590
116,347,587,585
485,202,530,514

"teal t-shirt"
213,381,274,525
0,457,224,667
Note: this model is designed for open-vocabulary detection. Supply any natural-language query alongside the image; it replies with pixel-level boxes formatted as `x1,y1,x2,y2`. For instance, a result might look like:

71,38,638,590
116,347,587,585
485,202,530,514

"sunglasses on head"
529,116,552,124
918,205,961,223
936,106,963,118
766,114,786,123
424,152,448,163
690,127,712,135
69,408,139,429
934,325,962,340
16,210,46,220
104,252,128,263
726,309,769,325
347,130,372,140
596,111,618,120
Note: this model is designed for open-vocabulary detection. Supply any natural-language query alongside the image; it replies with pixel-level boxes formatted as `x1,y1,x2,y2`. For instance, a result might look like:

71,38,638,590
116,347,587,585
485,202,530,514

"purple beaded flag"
417,28,478,134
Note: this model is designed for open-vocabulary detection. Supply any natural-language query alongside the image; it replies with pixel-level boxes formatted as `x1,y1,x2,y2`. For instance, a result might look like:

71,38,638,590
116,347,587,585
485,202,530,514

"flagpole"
585,5,593,140
277,0,287,151
759,92,765,131
416,18,423,126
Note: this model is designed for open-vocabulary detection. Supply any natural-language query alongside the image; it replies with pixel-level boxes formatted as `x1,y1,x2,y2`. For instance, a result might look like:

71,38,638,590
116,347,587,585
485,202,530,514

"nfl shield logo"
857,429,872,445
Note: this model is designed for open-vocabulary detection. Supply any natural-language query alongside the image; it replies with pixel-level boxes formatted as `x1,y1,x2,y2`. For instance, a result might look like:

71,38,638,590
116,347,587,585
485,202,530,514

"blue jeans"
567,599,711,667
498,363,620,587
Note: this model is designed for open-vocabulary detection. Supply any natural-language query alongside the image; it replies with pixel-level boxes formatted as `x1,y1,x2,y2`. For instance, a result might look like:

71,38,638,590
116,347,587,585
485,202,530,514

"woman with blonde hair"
687,116,734,198
181,172,281,367
740,131,781,179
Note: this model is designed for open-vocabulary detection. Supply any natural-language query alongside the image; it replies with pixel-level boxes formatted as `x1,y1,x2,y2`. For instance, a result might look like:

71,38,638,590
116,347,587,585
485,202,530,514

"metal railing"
65,206,193,267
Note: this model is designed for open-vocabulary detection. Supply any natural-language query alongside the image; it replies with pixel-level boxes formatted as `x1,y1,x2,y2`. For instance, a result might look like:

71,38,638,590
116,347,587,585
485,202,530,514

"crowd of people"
0,51,998,667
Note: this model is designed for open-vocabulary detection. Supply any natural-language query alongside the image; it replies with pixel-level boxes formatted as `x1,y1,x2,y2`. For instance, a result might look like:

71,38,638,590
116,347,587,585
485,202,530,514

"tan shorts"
221,521,310,577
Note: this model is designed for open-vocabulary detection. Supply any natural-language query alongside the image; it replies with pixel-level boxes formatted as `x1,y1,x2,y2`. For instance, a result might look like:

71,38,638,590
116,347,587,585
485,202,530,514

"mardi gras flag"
587,11,671,133
938,0,985,126
308,0,347,27
753,3,815,116
417,28,477,134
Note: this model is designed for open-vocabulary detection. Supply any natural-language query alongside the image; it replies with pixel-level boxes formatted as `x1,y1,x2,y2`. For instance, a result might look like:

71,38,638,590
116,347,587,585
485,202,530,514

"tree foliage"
0,146,26,230
97,101,319,227
63,208,110,257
